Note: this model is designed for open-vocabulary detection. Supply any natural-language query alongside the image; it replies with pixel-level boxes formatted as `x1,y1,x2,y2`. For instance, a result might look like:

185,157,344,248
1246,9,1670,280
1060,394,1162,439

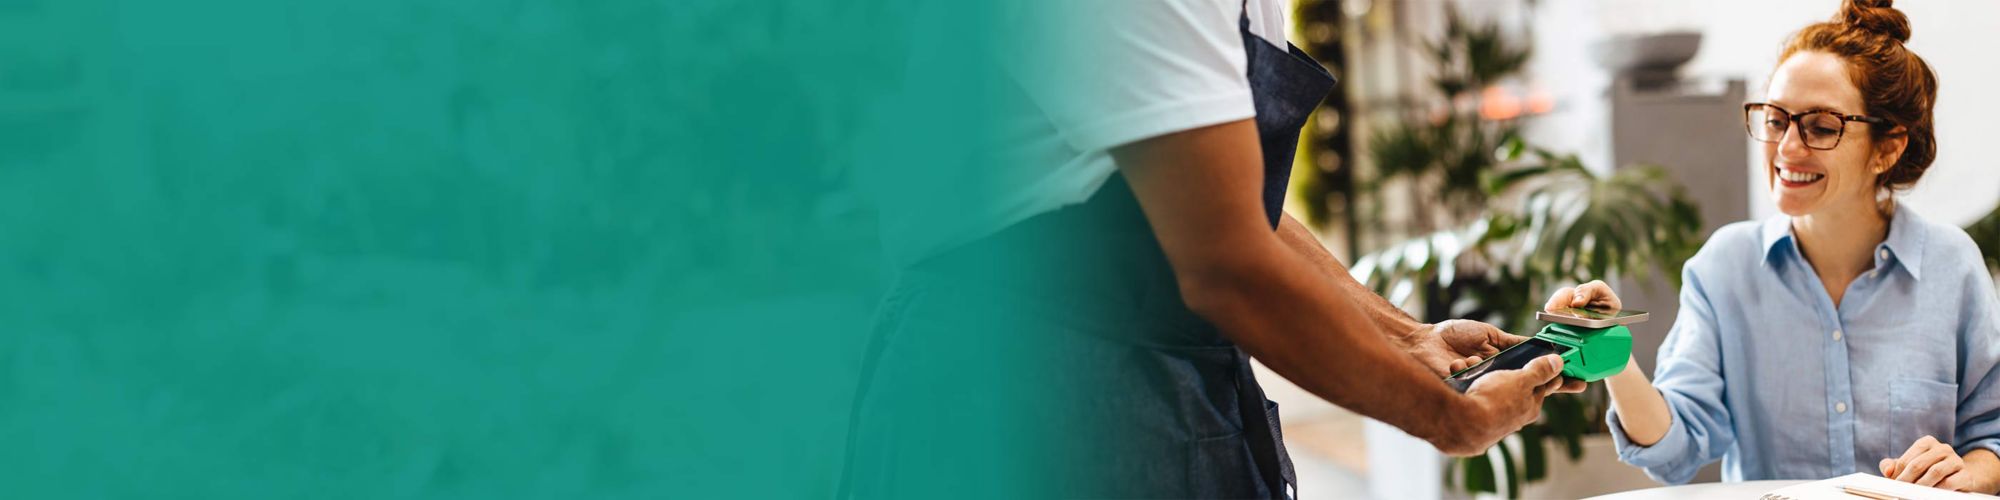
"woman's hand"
1543,280,1677,446
1544,280,1622,313
1881,436,1971,490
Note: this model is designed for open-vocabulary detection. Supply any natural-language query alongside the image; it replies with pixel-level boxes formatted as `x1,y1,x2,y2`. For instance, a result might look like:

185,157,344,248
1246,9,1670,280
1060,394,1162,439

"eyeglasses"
1743,103,1890,151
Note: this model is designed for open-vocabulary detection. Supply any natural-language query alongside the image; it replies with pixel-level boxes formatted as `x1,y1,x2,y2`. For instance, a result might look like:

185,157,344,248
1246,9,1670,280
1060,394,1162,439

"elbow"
1626,428,1666,448
1176,264,1250,323
1173,251,1277,324
1170,240,1323,346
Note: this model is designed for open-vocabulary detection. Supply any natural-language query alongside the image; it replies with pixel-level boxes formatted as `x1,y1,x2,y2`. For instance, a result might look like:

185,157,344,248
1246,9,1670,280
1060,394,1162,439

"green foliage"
1369,115,1522,223
1968,205,2000,274
1363,4,1534,238
1485,146,1704,289
1427,7,1533,100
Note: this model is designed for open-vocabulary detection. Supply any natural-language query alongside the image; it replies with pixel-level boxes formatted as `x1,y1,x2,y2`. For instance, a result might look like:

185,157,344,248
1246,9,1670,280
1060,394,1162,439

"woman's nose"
1777,124,1813,159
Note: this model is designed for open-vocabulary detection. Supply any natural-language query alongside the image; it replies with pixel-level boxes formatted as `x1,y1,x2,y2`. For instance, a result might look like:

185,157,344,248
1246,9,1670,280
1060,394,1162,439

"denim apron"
841,5,1335,498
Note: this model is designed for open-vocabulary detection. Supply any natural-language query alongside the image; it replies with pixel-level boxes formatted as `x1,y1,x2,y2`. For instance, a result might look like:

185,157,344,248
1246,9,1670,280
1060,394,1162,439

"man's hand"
1395,320,1521,376
1433,354,1571,456
1395,320,1586,392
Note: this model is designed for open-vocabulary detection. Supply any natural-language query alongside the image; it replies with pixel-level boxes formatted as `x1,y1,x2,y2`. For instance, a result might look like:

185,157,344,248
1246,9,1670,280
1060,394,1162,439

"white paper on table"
1761,472,1993,500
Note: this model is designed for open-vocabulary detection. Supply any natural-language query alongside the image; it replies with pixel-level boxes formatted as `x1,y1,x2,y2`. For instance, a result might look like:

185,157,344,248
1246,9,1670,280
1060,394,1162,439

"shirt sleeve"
1006,0,1257,153
1953,262,2000,458
1606,262,1739,484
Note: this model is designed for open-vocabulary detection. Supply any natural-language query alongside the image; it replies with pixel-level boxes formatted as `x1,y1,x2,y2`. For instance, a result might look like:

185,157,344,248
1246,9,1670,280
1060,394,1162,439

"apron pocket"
1187,432,1266,499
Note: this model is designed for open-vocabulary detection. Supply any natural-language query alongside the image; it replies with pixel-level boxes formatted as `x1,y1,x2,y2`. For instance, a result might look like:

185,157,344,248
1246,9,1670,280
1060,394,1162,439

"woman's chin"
1771,192,1818,217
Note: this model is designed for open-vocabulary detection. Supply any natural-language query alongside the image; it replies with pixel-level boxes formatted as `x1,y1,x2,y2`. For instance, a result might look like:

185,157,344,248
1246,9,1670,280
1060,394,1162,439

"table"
1583,480,1809,500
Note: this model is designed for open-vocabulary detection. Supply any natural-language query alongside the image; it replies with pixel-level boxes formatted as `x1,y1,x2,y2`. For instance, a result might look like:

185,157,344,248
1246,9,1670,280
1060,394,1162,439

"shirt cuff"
1607,406,1693,471
1957,437,2000,459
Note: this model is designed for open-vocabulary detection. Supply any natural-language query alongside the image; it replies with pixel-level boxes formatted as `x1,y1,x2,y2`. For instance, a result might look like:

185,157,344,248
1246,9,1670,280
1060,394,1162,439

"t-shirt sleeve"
1007,0,1257,153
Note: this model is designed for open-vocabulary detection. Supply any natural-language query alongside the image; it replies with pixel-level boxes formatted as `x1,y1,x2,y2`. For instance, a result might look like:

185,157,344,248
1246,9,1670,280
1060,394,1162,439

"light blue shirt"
1608,208,2000,484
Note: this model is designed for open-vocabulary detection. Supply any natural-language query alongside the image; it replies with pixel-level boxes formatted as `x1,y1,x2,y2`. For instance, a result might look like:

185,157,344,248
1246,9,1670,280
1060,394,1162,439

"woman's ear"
1872,127,1910,175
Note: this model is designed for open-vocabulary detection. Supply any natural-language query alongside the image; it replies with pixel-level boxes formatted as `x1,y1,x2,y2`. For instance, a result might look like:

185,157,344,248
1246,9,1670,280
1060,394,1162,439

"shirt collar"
1758,207,1927,280
1880,206,1927,280
1758,215,1793,265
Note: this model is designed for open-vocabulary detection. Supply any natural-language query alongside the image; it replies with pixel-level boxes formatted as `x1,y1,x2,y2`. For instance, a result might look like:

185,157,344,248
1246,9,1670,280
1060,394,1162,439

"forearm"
1181,236,1473,449
1109,120,1483,451
1276,214,1424,336
1605,358,1672,446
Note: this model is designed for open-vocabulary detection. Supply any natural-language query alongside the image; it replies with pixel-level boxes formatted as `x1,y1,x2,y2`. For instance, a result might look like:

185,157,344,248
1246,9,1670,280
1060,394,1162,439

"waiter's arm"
1276,214,1425,336
1110,119,1559,455
1276,214,1540,377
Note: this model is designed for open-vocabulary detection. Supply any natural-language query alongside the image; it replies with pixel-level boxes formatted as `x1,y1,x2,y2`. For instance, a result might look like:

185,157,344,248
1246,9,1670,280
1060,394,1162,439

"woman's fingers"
1887,438,1929,482
1938,472,1976,492
1544,287,1576,312
1575,280,1622,310
1880,458,1900,478
1545,281,1622,312
1896,446,1950,483
1896,436,1938,466
1915,454,1962,487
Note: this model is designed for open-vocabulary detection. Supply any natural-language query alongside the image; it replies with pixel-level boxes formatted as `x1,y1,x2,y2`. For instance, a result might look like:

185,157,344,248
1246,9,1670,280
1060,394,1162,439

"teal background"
0,0,1013,497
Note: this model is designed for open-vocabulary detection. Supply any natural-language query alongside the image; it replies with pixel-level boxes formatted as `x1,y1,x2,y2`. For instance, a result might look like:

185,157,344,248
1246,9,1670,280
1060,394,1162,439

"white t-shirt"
870,0,1294,264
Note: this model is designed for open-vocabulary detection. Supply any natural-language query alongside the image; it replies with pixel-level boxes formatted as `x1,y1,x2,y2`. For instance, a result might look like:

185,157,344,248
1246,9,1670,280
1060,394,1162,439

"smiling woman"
1551,0,2000,494
1756,0,1937,221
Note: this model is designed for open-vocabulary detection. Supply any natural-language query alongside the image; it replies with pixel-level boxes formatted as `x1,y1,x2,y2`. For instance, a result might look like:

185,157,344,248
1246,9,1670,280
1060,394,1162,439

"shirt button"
1836,402,1848,413
1879,249,1890,260
1833,330,1843,341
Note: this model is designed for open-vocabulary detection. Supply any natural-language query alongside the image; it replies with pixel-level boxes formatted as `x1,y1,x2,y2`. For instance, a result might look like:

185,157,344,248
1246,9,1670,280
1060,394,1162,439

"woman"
1551,0,2000,492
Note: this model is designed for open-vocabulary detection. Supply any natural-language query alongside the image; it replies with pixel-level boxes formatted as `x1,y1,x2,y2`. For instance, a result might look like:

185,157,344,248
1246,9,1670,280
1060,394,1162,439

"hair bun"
1839,0,1912,42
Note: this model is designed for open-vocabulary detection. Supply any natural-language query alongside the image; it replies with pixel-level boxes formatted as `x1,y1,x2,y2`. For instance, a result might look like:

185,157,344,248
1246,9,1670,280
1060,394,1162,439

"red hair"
1779,0,1938,191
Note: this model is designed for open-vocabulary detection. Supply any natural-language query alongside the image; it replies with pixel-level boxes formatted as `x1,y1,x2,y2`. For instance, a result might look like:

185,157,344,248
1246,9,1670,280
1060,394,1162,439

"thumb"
1527,354,1565,381
1491,355,1564,388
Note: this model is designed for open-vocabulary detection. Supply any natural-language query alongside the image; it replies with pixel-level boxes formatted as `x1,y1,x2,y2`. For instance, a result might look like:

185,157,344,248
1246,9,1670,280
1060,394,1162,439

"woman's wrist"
1605,360,1650,404
1602,355,1670,445
1963,449,2000,494
1605,357,1643,389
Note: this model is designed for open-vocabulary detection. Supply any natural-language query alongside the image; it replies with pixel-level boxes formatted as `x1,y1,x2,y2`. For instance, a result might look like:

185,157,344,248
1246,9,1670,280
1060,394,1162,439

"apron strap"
1236,352,1295,498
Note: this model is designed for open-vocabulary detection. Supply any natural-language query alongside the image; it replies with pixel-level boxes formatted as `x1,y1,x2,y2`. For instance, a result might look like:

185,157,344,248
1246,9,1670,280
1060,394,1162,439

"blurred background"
1265,0,2000,498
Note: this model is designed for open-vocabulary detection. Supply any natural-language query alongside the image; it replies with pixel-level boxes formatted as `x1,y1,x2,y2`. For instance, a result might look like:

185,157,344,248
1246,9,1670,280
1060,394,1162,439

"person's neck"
1791,199,1891,306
